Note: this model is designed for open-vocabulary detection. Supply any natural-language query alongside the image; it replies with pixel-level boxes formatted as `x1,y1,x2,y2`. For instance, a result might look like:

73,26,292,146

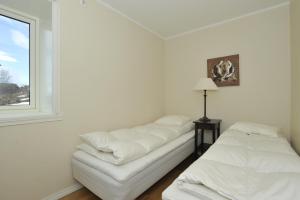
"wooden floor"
61,155,195,200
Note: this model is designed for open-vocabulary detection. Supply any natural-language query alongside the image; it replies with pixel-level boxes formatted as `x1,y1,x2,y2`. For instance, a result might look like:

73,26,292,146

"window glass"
0,14,30,106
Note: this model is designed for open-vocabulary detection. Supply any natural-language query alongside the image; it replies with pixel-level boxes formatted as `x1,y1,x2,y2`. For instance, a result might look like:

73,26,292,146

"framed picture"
207,54,240,87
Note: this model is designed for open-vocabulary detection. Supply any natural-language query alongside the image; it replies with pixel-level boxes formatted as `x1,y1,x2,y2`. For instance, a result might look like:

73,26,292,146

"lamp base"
199,116,211,122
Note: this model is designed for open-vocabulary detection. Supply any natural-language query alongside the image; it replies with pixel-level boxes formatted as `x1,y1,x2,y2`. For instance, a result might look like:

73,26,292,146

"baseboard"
41,183,83,200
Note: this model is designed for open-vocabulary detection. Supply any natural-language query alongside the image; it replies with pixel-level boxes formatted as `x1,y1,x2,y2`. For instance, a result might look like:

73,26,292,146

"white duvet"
178,129,300,200
78,122,193,165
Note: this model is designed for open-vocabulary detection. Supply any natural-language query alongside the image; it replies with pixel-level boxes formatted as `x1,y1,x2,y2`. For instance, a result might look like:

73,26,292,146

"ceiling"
98,0,290,39
0,0,51,21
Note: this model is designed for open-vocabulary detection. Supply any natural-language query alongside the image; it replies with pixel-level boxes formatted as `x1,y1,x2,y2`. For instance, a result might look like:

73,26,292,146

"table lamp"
194,78,218,122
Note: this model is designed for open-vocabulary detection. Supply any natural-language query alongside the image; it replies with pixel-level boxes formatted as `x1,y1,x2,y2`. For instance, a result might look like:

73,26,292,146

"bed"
163,179,226,200
163,122,300,200
72,115,195,200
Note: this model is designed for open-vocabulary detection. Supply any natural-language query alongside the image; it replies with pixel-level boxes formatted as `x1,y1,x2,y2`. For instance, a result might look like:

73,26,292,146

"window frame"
0,6,39,112
0,1,62,126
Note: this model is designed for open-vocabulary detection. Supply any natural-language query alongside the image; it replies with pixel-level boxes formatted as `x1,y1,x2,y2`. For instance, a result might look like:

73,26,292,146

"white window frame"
0,1,62,126
0,7,38,111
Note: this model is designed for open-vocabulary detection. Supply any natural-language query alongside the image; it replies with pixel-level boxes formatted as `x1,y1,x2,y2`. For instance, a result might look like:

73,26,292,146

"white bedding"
178,129,300,200
73,132,194,200
73,131,194,182
79,122,193,165
163,179,228,200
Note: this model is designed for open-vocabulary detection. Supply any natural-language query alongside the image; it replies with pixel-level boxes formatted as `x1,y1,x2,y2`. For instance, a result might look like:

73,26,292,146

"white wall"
0,0,164,199
0,1,293,200
291,0,300,154
164,5,291,136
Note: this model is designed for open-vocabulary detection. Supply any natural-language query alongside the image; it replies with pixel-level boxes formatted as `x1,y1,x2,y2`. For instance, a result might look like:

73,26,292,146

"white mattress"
164,128,300,200
73,131,194,182
163,179,217,200
72,131,195,200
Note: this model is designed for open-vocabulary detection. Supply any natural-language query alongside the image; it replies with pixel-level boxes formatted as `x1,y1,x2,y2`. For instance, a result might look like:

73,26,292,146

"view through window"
0,14,30,107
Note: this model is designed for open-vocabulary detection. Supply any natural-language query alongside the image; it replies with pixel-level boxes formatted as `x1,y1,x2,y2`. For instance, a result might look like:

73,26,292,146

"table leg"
194,125,198,157
201,129,204,146
212,129,216,143
200,129,204,154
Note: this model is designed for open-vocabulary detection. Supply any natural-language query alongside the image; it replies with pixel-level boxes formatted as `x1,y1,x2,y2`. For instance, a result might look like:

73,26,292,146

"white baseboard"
41,183,83,200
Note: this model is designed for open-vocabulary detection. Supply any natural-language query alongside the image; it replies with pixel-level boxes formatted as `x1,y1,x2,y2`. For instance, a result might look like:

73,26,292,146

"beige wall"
291,0,300,154
0,1,164,200
0,2,293,200
164,6,291,136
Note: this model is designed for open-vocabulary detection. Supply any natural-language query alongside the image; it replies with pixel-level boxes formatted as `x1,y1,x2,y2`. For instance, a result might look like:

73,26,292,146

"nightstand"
193,119,222,157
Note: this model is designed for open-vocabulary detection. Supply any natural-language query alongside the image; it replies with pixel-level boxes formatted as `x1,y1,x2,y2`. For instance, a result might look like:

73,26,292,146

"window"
0,12,35,109
0,1,61,126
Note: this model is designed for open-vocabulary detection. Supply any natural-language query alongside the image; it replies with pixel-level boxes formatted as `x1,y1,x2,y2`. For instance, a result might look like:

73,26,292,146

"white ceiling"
0,0,51,21
98,0,290,39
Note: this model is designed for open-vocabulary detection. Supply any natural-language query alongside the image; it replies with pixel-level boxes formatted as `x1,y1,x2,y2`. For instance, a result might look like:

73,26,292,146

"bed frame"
72,137,194,200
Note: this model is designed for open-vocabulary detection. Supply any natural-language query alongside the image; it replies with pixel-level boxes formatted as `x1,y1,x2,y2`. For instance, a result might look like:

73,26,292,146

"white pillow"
80,131,116,152
163,122,194,136
178,121,194,134
229,122,280,137
155,115,191,126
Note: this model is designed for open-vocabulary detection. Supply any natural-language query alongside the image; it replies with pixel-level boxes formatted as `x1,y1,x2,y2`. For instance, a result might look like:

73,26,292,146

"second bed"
72,115,195,200
163,122,300,200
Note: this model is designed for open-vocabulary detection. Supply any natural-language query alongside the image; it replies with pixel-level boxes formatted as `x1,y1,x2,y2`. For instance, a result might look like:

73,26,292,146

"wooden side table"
193,119,222,157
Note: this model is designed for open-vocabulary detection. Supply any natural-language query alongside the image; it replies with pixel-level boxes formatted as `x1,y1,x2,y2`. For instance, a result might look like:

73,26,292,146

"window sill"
0,112,63,127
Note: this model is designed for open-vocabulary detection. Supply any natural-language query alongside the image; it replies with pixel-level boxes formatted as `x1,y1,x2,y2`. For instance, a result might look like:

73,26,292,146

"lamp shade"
194,78,218,91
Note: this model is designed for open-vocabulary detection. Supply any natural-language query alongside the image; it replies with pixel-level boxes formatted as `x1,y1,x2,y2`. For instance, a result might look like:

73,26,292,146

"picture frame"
207,54,240,87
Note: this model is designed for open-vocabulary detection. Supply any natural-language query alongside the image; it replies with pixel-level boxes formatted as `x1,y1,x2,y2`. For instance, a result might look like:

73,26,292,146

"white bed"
72,130,194,200
163,122,300,200
163,179,225,200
